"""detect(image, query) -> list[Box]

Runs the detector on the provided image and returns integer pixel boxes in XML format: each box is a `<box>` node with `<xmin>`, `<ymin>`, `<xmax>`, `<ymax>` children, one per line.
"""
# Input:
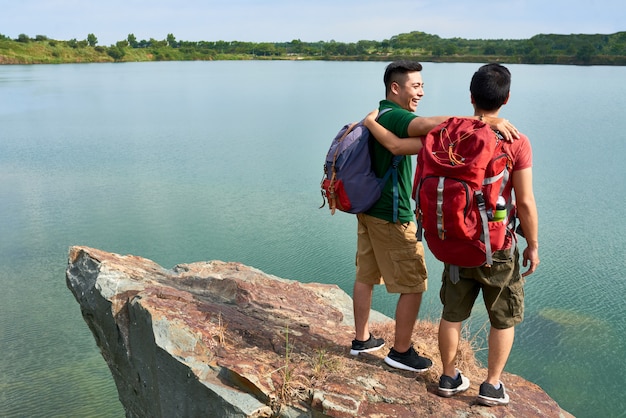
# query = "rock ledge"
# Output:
<box><xmin>66</xmin><ymin>246</ymin><xmax>572</xmax><ymax>417</ymax></box>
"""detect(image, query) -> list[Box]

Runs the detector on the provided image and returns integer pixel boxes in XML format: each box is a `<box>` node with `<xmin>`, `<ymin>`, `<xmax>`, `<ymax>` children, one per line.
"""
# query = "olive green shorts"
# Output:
<box><xmin>440</xmin><ymin>247</ymin><xmax>524</xmax><ymax>329</ymax></box>
<box><xmin>355</xmin><ymin>213</ymin><xmax>428</xmax><ymax>294</ymax></box>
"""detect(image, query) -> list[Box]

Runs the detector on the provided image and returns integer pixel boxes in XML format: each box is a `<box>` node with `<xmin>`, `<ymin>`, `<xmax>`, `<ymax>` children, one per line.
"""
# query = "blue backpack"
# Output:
<box><xmin>320</xmin><ymin>109</ymin><xmax>403</xmax><ymax>221</ymax></box>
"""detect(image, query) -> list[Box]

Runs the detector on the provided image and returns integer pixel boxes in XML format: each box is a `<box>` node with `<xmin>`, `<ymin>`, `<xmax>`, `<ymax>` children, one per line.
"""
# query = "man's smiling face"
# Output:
<box><xmin>393</xmin><ymin>71</ymin><xmax>424</xmax><ymax>112</ymax></box>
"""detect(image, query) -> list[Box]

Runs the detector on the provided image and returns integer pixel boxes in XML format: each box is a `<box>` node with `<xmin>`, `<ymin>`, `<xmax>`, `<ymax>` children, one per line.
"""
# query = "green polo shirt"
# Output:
<box><xmin>365</xmin><ymin>100</ymin><xmax>418</xmax><ymax>223</ymax></box>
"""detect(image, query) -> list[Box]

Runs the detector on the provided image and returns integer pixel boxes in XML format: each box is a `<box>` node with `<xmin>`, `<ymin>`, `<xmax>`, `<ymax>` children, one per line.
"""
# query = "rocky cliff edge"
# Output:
<box><xmin>66</xmin><ymin>246</ymin><xmax>573</xmax><ymax>418</ymax></box>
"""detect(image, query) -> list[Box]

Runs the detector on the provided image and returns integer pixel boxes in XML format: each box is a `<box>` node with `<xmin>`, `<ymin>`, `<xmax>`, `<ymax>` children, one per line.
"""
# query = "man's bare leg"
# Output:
<box><xmin>393</xmin><ymin>292</ymin><xmax>422</xmax><ymax>352</ymax></box>
<box><xmin>353</xmin><ymin>280</ymin><xmax>374</xmax><ymax>341</ymax></box>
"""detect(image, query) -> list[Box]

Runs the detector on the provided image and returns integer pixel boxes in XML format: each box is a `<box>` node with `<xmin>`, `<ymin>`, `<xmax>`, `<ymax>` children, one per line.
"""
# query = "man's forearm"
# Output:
<box><xmin>407</xmin><ymin>116</ymin><xmax>449</xmax><ymax>137</ymax></box>
<box><xmin>511</xmin><ymin>167</ymin><xmax>538</xmax><ymax>247</ymax></box>
<box><xmin>517</xmin><ymin>200</ymin><xmax>539</xmax><ymax>248</ymax></box>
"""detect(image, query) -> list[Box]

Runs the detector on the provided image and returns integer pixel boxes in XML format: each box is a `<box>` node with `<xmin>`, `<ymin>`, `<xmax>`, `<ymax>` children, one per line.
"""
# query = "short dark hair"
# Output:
<box><xmin>384</xmin><ymin>60</ymin><xmax>423</xmax><ymax>95</ymax></box>
<box><xmin>470</xmin><ymin>63</ymin><xmax>511</xmax><ymax>111</ymax></box>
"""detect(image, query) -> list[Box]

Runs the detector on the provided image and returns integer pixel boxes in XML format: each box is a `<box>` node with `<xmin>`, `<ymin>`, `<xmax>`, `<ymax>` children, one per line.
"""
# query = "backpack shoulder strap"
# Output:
<box><xmin>370</xmin><ymin>107</ymin><xmax>402</xmax><ymax>223</ymax></box>
<box><xmin>389</xmin><ymin>155</ymin><xmax>403</xmax><ymax>223</ymax></box>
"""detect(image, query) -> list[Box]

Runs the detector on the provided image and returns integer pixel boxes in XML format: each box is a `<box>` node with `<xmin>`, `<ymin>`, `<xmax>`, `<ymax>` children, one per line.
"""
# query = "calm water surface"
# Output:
<box><xmin>1</xmin><ymin>61</ymin><xmax>625</xmax><ymax>418</ymax></box>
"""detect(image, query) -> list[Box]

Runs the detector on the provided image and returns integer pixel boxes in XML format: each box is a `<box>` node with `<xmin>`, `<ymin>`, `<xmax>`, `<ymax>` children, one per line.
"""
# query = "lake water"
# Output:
<box><xmin>1</xmin><ymin>61</ymin><xmax>625</xmax><ymax>418</ymax></box>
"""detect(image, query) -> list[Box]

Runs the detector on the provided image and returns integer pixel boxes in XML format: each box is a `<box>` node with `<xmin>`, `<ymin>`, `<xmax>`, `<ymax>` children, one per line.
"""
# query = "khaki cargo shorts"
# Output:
<box><xmin>355</xmin><ymin>213</ymin><xmax>428</xmax><ymax>294</ymax></box>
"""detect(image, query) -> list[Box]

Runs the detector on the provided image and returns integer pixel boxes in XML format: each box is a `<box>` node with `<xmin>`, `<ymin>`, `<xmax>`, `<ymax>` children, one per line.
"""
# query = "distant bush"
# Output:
<box><xmin>107</xmin><ymin>46</ymin><xmax>126</xmax><ymax>60</ymax></box>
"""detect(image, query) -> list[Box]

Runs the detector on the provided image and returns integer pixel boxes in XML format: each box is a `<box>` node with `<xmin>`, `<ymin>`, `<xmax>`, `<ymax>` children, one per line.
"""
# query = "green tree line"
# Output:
<box><xmin>1</xmin><ymin>31</ymin><xmax>625</xmax><ymax>65</ymax></box>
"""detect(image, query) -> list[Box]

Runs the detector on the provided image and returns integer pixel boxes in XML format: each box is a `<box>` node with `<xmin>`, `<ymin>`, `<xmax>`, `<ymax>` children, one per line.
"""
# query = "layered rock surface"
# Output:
<box><xmin>66</xmin><ymin>246</ymin><xmax>572</xmax><ymax>417</ymax></box>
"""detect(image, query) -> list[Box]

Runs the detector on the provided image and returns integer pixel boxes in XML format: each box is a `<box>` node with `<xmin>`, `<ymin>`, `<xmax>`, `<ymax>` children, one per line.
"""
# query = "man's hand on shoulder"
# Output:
<box><xmin>481</xmin><ymin>116</ymin><xmax>520</xmax><ymax>142</ymax></box>
<box><xmin>364</xmin><ymin>109</ymin><xmax>379</xmax><ymax>129</ymax></box>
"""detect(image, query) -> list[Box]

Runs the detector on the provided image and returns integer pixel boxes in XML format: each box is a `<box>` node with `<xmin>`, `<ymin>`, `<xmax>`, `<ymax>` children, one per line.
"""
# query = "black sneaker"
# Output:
<box><xmin>437</xmin><ymin>369</ymin><xmax>470</xmax><ymax>397</ymax></box>
<box><xmin>350</xmin><ymin>334</ymin><xmax>385</xmax><ymax>356</ymax></box>
<box><xmin>477</xmin><ymin>381</ymin><xmax>510</xmax><ymax>406</ymax></box>
<box><xmin>384</xmin><ymin>345</ymin><xmax>432</xmax><ymax>372</ymax></box>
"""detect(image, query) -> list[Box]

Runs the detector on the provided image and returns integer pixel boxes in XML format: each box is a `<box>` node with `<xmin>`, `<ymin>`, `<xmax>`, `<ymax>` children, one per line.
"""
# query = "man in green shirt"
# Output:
<box><xmin>350</xmin><ymin>61</ymin><xmax>445</xmax><ymax>371</ymax></box>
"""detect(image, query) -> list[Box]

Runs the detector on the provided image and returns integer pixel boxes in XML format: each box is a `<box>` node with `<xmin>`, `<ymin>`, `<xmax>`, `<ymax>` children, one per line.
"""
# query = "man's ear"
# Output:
<box><xmin>390</xmin><ymin>81</ymin><xmax>400</xmax><ymax>95</ymax></box>
<box><xmin>470</xmin><ymin>94</ymin><xmax>476</xmax><ymax>104</ymax></box>
<box><xmin>503</xmin><ymin>92</ymin><xmax>510</xmax><ymax>105</ymax></box>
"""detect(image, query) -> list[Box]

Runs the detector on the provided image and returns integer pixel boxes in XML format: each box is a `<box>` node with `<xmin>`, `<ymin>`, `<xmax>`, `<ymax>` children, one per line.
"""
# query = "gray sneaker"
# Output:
<box><xmin>350</xmin><ymin>334</ymin><xmax>385</xmax><ymax>355</ymax></box>
<box><xmin>437</xmin><ymin>369</ymin><xmax>470</xmax><ymax>397</ymax></box>
<box><xmin>477</xmin><ymin>381</ymin><xmax>510</xmax><ymax>406</ymax></box>
<box><xmin>384</xmin><ymin>345</ymin><xmax>432</xmax><ymax>372</ymax></box>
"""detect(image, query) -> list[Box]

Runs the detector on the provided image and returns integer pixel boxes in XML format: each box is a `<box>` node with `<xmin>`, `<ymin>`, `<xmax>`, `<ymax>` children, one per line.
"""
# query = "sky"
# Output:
<box><xmin>1</xmin><ymin>0</ymin><xmax>624</xmax><ymax>46</ymax></box>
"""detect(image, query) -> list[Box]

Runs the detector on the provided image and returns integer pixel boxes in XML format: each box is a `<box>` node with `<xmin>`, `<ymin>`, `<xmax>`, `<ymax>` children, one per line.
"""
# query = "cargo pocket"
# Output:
<box><xmin>508</xmin><ymin>278</ymin><xmax>525</xmax><ymax>322</ymax></box>
<box><xmin>389</xmin><ymin>248</ymin><xmax>427</xmax><ymax>287</ymax></box>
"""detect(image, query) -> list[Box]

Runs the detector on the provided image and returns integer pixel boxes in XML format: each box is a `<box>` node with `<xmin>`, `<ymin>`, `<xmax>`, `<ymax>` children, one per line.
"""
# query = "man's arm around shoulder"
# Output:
<box><xmin>407</xmin><ymin>116</ymin><xmax>448</xmax><ymax>137</ymax></box>
<box><xmin>364</xmin><ymin>110</ymin><xmax>425</xmax><ymax>155</ymax></box>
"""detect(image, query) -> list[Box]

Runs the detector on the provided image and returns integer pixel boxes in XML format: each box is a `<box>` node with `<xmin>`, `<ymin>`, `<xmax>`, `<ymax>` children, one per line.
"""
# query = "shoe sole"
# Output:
<box><xmin>437</xmin><ymin>376</ymin><xmax>470</xmax><ymax>397</ymax></box>
<box><xmin>383</xmin><ymin>355</ymin><xmax>431</xmax><ymax>372</ymax></box>
<box><xmin>350</xmin><ymin>343</ymin><xmax>384</xmax><ymax>356</ymax></box>
<box><xmin>476</xmin><ymin>393</ymin><xmax>510</xmax><ymax>406</ymax></box>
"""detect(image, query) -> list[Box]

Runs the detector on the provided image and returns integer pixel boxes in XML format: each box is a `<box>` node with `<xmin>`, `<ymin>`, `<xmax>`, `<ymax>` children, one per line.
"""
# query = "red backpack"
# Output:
<box><xmin>413</xmin><ymin>117</ymin><xmax>514</xmax><ymax>273</ymax></box>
